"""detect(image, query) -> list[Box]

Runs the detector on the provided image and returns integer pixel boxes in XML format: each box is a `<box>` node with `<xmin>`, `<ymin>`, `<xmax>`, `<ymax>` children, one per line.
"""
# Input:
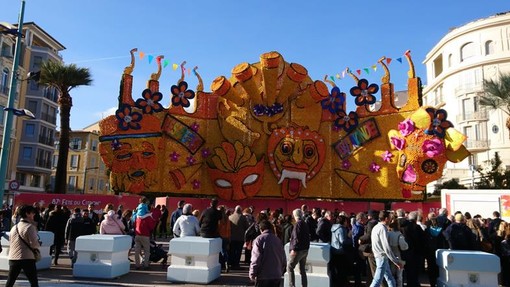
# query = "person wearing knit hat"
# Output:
<box><xmin>173</xmin><ymin>204</ymin><xmax>200</xmax><ymax>237</ymax></box>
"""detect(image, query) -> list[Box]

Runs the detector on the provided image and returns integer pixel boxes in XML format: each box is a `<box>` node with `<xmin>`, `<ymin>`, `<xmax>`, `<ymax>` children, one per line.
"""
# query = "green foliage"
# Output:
<box><xmin>433</xmin><ymin>178</ymin><xmax>467</xmax><ymax>195</ymax></box>
<box><xmin>475</xmin><ymin>152</ymin><xmax>510</xmax><ymax>189</ymax></box>
<box><xmin>480</xmin><ymin>73</ymin><xmax>510</xmax><ymax>116</ymax></box>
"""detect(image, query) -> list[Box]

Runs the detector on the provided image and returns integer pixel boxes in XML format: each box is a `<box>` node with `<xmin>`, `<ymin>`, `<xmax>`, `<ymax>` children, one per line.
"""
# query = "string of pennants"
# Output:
<box><xmin>328</xmin><ymin>50</ymin><xmax>411</xmax><ymax>82</ymax></box>
<box><xmin>137</xmin><ymin>50</ymin><xmax>195</xmax><ymax>75</ymax></box>
<box><xmin>136</xmin><ymin>49</ymin><xmax>411</xmax><ymax>80</ymax></box>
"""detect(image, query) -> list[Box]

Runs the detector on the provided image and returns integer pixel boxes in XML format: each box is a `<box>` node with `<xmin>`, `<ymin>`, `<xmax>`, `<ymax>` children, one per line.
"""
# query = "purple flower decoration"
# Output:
<box><xmin>253</xmin><ymin>103</ymin><xmax>284</xmax><ymax>117</ymax></box>
<box><xmin>191</xmin><ymin>122</ymin><xmax>200</xmax><ymax>132</ymax></box>
<box><xmin>170</xmin><ymin>151</ymin><xmax>180</xmax><ymax>162</ymax></box>
<box><xmin>192</xmin><ymin>179</ymin><xmax>201</xmax><ymax>190</ymax></box>
<box><xmin>398</xmin><ymin>119</ymin><xmax>415</xmax><ymax>137</ymax></box>
<box><xmin>381</xmin><ymin>151</ymin><xmax>393</xmax><ymax>162</ymax></box>
<box><xmin>115</xmin><ymin>105</ymin><xmax>142</xmax><ymax>131</ymax></box>
<box><xmin>111</xmin><ymin>139</ymin><xmax>122</xmax><ymax>151</ymax></box>
<box><xmin>135</xmin><ymin>89</ymin><xmax>164</xmax><ymax>114</ymax></box>
<box><xmin>201</xmin><ymin>148</ymin><xmax>211</xmax><ymax>158</ymax></box>
<box><xmin>186</xmin><ymin>155</ymin><xmax>196</xmax><ymax>166</ymax></box>
<box><xmin>390</xmin><ymin>136</ymin><xmax>406</xmax><ymax>151</ymax></box>
<box><xmin>422</xmin><ymin>138</ymin><xmax>445</xmax><ymax>158</ymax></box>
<box><xmin>369</xmin><ymin>162</ymin><xmax>381</xmax><ymax>173</ymax></box>
<box><xmin>342</xmin><ymin>159</ymin><xmax>352</xmax><ymax>169</ymax></box>
<box><xmin>321</xmin><ymin>87</ymin><xmax>345</xmax><ymax>114</ymax></box>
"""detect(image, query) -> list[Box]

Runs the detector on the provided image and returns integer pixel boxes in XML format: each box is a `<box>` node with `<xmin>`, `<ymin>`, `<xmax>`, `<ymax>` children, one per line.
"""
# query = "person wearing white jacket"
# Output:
<box><xmin>173</xmin><ymin>204</ymin><xmax>200</xmax><ymax>237</ymax></box>
<box><xmin>388</xmin><ymin>219</ymin><xmax>408</xmax><ymax>287</ymax></box>
<box><xmin>369</xmin><ymin>211</ymin><xmax>403</xmax><ymax>287</ymax></box>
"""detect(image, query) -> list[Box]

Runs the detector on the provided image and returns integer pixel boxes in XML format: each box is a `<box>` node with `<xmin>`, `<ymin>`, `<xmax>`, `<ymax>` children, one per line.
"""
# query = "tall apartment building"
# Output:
<box><xmin>423</xmin><ymin>11</ymin><xmax>510</xmax><ymax>188</ymax></box>
<box><xmin>0</xmin><ymin>22</ymin><xmax>63</xmax><ymax>201</ymax></box>
<box><xmin>51</xmin><ymin>128</ymin><xmax>110</xmax><ymax>195</ymax></box>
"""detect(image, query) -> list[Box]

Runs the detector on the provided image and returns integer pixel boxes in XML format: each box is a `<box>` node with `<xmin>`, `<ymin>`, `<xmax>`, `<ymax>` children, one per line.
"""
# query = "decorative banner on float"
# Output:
<box><xmin>161</xmin><ymin>114</ymin><xmax>205</xmax><ymax>154</ymax></box>
<box><xmin>333</xmin><ymin>118</ymin><xmax>381</xmax><ymax>159</ymax></box>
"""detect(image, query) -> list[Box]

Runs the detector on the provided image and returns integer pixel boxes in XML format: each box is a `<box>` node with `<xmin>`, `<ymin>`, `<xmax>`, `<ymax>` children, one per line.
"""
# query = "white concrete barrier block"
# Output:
<box><xmin>284</xmin><ymin>242</ymin><xmax>330</xmax><ymax>264</ymax></box>
<box><xmin>171</xmin><ymin>254</ymin><xmax>219</xmax><ymax>267</ymax></box>
<box><xmin>73</xmin><ymin>235</ymin><xmax>131</xmax><ymax>279</ymax></box>
<box><xmin>284</xmin><ymin>273</ymin><xmax>329</xmax><ymax>287</ymax></box>
<box><xmin>167</xmin><ymin>265</ymin><xmax>221</xmax><ymax>284</ymax></box>
<box><xmin>168</xmin><ymin>237</ymin><xmax>221</xmax><ymax>256</ymax></box>
<box><xmin>436</xmin><ymin>249</ymin><xmax>500</xmax><ymax>287</ymax></box>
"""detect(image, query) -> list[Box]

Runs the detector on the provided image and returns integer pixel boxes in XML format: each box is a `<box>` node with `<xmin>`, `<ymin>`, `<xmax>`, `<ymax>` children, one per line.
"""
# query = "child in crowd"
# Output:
<box><xmin>131</xmin><ymin>197</ymin><xmax>151</xmax><ymax>222</ymax></box>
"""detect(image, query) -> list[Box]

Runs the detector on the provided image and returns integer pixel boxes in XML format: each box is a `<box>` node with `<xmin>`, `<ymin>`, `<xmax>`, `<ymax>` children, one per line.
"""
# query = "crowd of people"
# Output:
<box><xmin>1</xmin><ymin>200</ymin><xmax>509</xmax><ymax>287</ymax></box>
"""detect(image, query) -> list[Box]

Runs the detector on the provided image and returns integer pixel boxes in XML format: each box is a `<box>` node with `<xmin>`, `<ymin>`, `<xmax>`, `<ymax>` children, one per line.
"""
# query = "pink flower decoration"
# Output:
<box><xmin>421</xmin><ymin>138</ymin><xmax>445</xmax><ymax>158</ymax></box>
<box><xmin>342</xmin><ymin>159</ymin><xmax>352</xmax><ymax>169</ymax></box>
<box><xmin>369</xmin><ymin>161</ymin><xmax>381</xmax><ymax>173</ymax></box>
<box><xmin>191</xmin><ymin>122</ymin><xmax>200</xmax><ymax>132</ymax></box>
<box><xmin>170</xmin><ymin>151</ymin><xmax>180</xmax><ymax>162</ymax></box>
<box><xmin>186</xmin><ymin>156</ymin><xmax>196</xmax><ymax>166</ymax></box>
<box><xmin>390</xmin><ymin>136</ymin><xmax>406</xmax><ymax>151</ymax></box>
<box><xmin>201</xmin><ymin>148</ymin><xmax>211</xmax><ymax>158</ymax></box>
<box><xmin>381</xmin><ymin>150</ymin><xmax>393</xmax><ymax>162</ymax></box>
<box><xmin>398</xmin><ymin>119</ymin><xmax>415</xmax><ymax>136</ymax></box>
<box><xmin>192</xmin><ymin>179</ymin><xmax>201</xmax><ymax>189</ymax></box>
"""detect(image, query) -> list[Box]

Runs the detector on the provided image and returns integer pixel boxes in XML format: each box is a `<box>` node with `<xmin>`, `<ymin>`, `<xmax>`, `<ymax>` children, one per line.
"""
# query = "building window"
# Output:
<box><xmin>70</xmin><ymin>154</ymin><xmax>79</xmax><ymax>169</ymax></box>
<box><xmin>90</xmin><ymin>157</ymin><xmax>96</xmax><ymax>168</ymax></box>
<box><xmin>68</xmin><ymin>176</ymin><xmax>76</xmax><ymax>192</ymax></box>
<box><xmin>99</xmin><ymin>179</ymin><xmax>105</xmax><ymax>191</ymax></box>
<box><xmin>71</xmin><ymin>138</ymin><xmax>82</xmax><ymax>150</ymax></box>
<box><xmin>461</xmin><ymin>42</ymin><xmax>475</xmax><ymax>62</ymax></box>
<box><xmin>25</xmin><ymin>123</ymin><xmax>35</xmax><ymax>137</ymax></box>
<box><xmin>485</xmin><ymin>40</ymin><xmax>494</xmax><ymax>55</ymax></box>
<box><xmin>52</xmin><ymin>155</ymin><xmax>58</xmax><ymax>168</ymax></box>
<box><xmin>433</xmin><ymin>54</ymin><xmax>443</xmax><ymax>77</ymax></box>
<box><xmin>91</xmin><ymin>140</ymin><xmax>98</xmax><ymax>151</ymax></box>
<box><xmin>16</xmin><ymin>173</ymin><xmax>26</xmax><ymax>185</ymax></box>
<box><xmin>1</xmin><ymin>68</ymin><xmax>8</xmax><ymax>91</ymax></box>
<box><xmin>88</xmin><ymin>178</ymin><xmax>95</xmax><ymax>191</ymax></box>
<box><xmin>22</xmin><ymin>147</ymin><xmax>32</xmax><ymax>160</ymax></box>
<box><xmin>29</xmin><ymin>175</ymin><xmax>40</xmax><ymax>187</ymax></box>
<box><xmin>0</xmin><ymin>105</ymin><xmax>4</xmax><ymax>124</ymax></box>
<box><xmin>27</xmin><ymin>100</ymin><xmax>37</xmax><ymax>115</ymax></box>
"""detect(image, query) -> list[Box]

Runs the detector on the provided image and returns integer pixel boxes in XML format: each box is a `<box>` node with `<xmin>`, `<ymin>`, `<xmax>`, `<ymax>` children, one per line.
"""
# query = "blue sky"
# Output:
<box><xmin>1</xmin><ymin>0</ymin><xmax>509</xmax><ymax>130</ymax></box>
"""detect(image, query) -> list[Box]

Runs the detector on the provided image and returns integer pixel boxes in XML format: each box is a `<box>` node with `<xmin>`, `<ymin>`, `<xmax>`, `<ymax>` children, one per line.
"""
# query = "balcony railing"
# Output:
<box><xmin>38</xmin><ymin>135</ymin><xmax>54</xmax><ymax>146</ymax></box>
<box><xmin>454</xmin><ymin>83</ymin><xmax>484</xmax><ymax>96</ymax></box>
<box><xmin>456</xmin><ymin>110</ymin><xmax>488</xmax><ymax>122</ymax></box>
<box><xmin>35</xmin><ymin>158</ymin><xmax>51</xmax><ymax>169</ymax></box>
<box><xmin>41</xmin><ymin>112</ymin><xmax>57</xmax><ymax>124</ymax></box>
<box><xmin>465</xmin><ymin>139</ymin><xmax>490</xmax><ymax>150</ymax></box>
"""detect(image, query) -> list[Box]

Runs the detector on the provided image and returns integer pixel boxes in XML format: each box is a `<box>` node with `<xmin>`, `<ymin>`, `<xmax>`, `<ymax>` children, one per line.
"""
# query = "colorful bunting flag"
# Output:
<box><xmin>139</xmin><ymin>52</ymin><xmax>145</xmax><ymax>59</ymax></box>
<box><xmin>371</xmin><ymin>65</ymin><xmax>377</xmax><ymax>72</ymax></box>
<box><xmin>163</xmin><ymin>60</ymin><xmax>169</xmax><ymax>68</ymax></box>
<box><xmin>172</xmin><ymin>64</ymin><xmax>179</xmax><ymax>70</ymax></box>
<box><xmin>356</xmin><ymin>70</ymin><xmax>361</xmax><ymax>76</ymax></box>
<box><xmin>386</xmin><ymin>58</ymin><xmax>392</xmax><ymax>65</ymax></box>
<box><xmin>335</xmin><ymin>74</ymin><xmax>341</xmax><ymax>79</ymax></box>
<box><xmin>396</xmin><ymin>57</ymin><xmax>402</xmax><ymax>63</ymax></box>
<box><xmin>148</xmin><ymin>55</ymin><xmax>154</xmax><ymax>64</ymax></box>
<box><xmin>363</xmin><ymin>68</ymin><xmax>369</xmax><ymax>74</ymax></box>
<box><xmin>330</xmin><ymin>76</ymin><xmax>335</xmax><ymax>82</ymax></box>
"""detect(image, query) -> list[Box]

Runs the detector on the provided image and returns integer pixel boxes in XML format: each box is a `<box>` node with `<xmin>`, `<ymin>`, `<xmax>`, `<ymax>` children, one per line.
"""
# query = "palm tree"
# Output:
<box><xmin>39</xmin><ymin>61</ymin><xmax>92</xmax><ymax>194</ymax></box>
<box><xmin>479</xmin><ymin>73</ymin><xmax>510</xmax><ymax>138</ymax></box>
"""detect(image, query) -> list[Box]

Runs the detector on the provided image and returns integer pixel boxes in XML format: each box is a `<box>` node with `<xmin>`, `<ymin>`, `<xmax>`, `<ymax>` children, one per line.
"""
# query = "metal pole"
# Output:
<box><xmin>0</xmin><ymin>0</ymin><xmax>26</xmax><ymax>205</ymax></box>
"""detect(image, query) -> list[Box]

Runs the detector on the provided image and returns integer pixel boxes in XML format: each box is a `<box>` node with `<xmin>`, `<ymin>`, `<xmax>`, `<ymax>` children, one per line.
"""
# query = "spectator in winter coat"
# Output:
<box><xmin>444</xmin><ymin>213</ymin><xmax>477</xmax><ymax>251</ymax></box>
<box><xmin>6</xmin><ymin>205</ymin><xmax>40</xmax><ymax>287</ymax></box>
<box><xmin>199</xmin><ymin>198</ymin><xmax>222</xmax><ymax>238</ymax></box>
<box><xmin>45</xmin><ymin>205</ymin><xmax>68</xmax><ymax>265</ymax></box>
<box><xmin>134</xmin><ymin>213</ymin><xmax>156</xmax><ymax>269</ymax></box>
<box><xmin>169</xmin><ymin>200</ymin><xmax>185</xmax><ymax>236</ymax></box>
<box><xmin>173</xmin><ymin>204</ymin><xmax>200</xmax><ymax>237</ymax></box>
<box><xmin>100</xmin><ymin>210</ymin><xmax>125</xmax><ymax>235</ymax></box>
<box><xmin>316</xmin><ymin>211</ymin><xmax>333</xmax><ymax>243</ymax></box>
<box><xmin>65</xmin><ymin>208</ymin><xmax>84</xmax><ymax>266</ymax></box>
<box><xmin>249</xmin><ymin>220</ymin><xmax>286</xmax><ymax>287</ymax></box>
<box><xmin>388</xmin><ymin>219</ymin><xmax>408</xmax><ymax>287</ymax></box>
<box><xmin>287</xmin><ymin>209</ymin><xmax>310</xmax><ymax>287</ymax></box>
<box><xmin>229</xmin><ymin>205</ymin><xmax>249</xmax><ymax>269</ymax></box>
<box><xmin>330</xmin><ymin>215</ymin><xmax>352</xmax><ymax>287</ymax></box>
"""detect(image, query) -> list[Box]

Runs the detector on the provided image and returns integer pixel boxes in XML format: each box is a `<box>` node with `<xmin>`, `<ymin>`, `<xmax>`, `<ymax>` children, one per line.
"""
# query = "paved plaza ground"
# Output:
<box><xmin>0</xmin><ymin>237</ymin><xmax>435</xmax><ymax>287</ymax></box>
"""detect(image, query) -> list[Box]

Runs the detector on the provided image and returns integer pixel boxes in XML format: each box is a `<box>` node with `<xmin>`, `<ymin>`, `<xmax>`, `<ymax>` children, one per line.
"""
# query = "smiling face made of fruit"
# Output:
<box><xmin>267</xmin><ymin>127</ymin><xmax>326</xmax><ymax>200</ymax></box>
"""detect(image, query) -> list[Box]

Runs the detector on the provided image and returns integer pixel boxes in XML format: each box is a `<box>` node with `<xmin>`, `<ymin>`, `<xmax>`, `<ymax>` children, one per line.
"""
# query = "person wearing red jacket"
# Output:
<box><xmin>134</xmin><ymin>213</ymin><xmax>156</xmax><ymax>269</ymax></box>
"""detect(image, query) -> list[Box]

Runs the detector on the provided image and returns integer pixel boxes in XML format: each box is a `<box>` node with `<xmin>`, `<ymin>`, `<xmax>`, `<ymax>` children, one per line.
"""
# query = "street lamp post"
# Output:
<box><xmin>0</xmin><ymin>0</ymin><xmax>26</xmax><ymax>205</ymax></box>
<box><xmin>82</xmin><ymin>167</ymin><xmax>98</xmax><ymax>194</ymax></box>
